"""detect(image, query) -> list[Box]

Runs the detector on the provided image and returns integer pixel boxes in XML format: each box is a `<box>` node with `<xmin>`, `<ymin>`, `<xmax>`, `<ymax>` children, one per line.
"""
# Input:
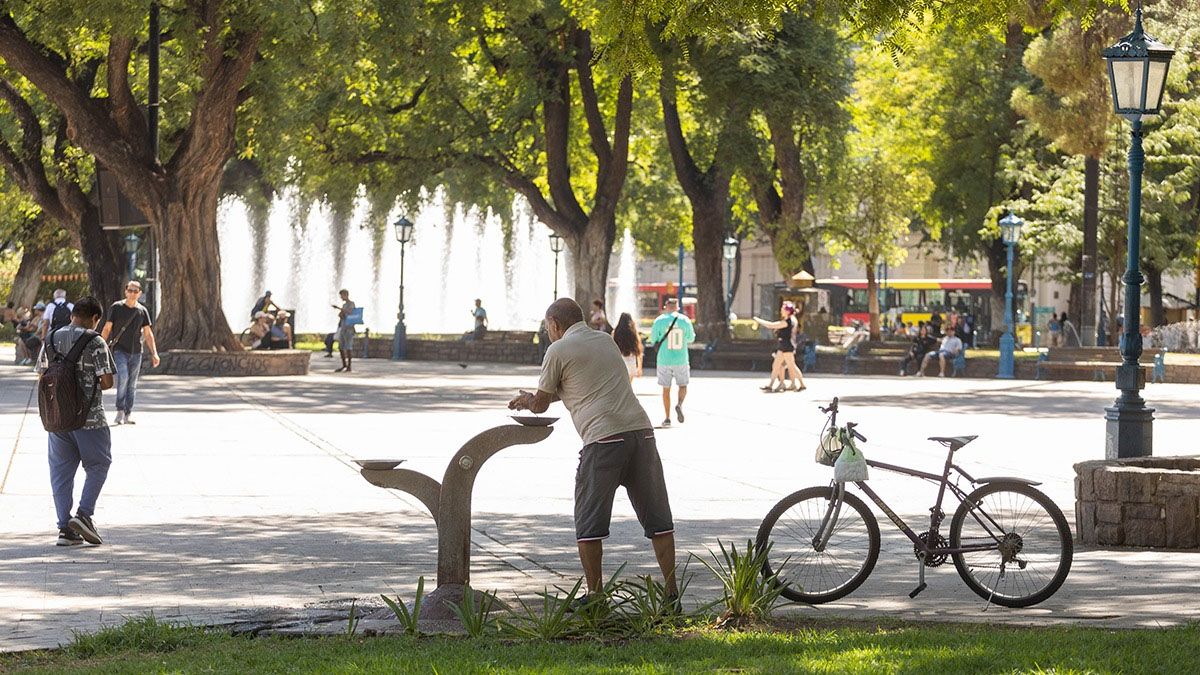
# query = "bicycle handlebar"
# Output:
<box><xmin>846</xmin><ymin>422</ymin><xmax>868</xmax><ymax>443</ymax></box>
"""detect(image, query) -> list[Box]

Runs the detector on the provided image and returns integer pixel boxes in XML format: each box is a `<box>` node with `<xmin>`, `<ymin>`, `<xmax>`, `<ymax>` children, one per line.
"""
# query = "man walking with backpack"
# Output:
<box><xmin>100</xmin><ymin>281</ymin><xmax>160</xmax><ymax>425</ymax></box>
<box><xmin>35</xmin><ymin>296</ymin><xmax>115</xmax><ymax>546</ymax></box>
<box><xmin>650</xmin><ymin>298</ymin><xmax>695</xmax><ymax>428</ymax></box>
<box><xmin>39</xmin><ymin>289</ymin><xmax>72</xmax><ymax>339</ymax></box>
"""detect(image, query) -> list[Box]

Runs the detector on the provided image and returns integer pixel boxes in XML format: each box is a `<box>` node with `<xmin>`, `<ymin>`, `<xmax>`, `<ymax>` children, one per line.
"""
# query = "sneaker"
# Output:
<box><xmin>335</xmin><ymin>366</ymin><xmax>346</xmax><ymax>373</ymax></box>
<box><xmin>939</xmin><ymin>372</ymin><xmax>945</xmax><ymax>378</ymax></box>
<box><xmin>566</xmin><ymin>593</ymin><xmax>606</xmax><ymax>614</ymax></box>
<box><xmin>915</xmin><ymin>372</ymin><xmax>924</xmax><ymax>377</ymax></box>
<box><xmin>113</xmin><ymin>411</ymin><xmax>125</xmax><ymax>425</ymax></box>
<box><xmin>899</xmin><ymin>369</ymin><xmax>906</xmax><ymax>376</ymax></box>
<box><xmin>760</xmin><ymin>385</ymin><xmax>774</xmax><ymax>392</ymax></box>
<box><xmin>675</xmin><ymin>404</ymin><xmax>685</xmax><ymax>423</ymax></box>
<box><xmin>661</xmin><ymin>419</ymin><xmax>671</xmax><ymax>428</ymax></box>
<box><xmin>56</xmin><ymin>529</ymin><xmax>84</xmax><ymax>547</ymax></box>
<box><xmin>68</xmin><ymin>514</ymin><xmax>102</xmax><ymax>545</ymax></box>
<box><xmin>122</xmin><ymin>413</ymin><xmax>135</xmax><ymax>425</ymax></box>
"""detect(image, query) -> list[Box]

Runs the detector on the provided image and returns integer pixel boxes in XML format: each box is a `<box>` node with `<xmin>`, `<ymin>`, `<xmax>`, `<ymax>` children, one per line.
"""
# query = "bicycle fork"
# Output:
<box><xmin>812</xmin><ymin>482</ymin><xmax>846</xmax><ymax>552</ymax></box>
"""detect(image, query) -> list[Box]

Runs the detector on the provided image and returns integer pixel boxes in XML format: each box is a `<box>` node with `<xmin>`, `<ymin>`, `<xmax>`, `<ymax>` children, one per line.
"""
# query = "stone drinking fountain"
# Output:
<box><xmin>356</xmin><ymin>422</ymin><xmax>554</xmax><ymax>619</ymax></box>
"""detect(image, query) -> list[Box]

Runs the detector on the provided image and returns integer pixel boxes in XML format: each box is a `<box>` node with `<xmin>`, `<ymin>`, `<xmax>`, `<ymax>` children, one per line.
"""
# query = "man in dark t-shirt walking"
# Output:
<box><xmin>100</xmin><ymin>281</ymin><xmax>160</xmax><ymax>425</ymax></box>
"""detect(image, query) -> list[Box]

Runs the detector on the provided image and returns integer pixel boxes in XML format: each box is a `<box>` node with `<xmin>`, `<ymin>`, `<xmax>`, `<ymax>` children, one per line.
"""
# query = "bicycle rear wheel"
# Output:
<box><xmin>756</xmin><ymin>485</ymin><xmax>880</xmax><ymax>604</ymax></box>
<box><xmin>950</xmin><ymin>481</ymin><xmax>1073</xmax><ymax>608</ymax></box>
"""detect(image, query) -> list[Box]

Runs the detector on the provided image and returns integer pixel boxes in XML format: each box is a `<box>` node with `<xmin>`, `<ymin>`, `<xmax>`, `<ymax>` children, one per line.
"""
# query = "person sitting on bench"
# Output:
<box><xmin>899</xmin><ymin>324</ymin><xmax>937</xmax><ymax>376</ymax></box>
<box><xmin>916</xmin><ymin>327</ymin><xmax>963</xmax><ymax>378</ymax></box>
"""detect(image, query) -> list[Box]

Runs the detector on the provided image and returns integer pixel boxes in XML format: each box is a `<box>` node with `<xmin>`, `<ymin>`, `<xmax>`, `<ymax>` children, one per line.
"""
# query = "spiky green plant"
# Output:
<box><xmin>448</xmin><ymin>585</ymin><xmax>500</xmax><ymax>638</ymax></box>
<box><xmin>380</xmin><ymin>576</ymin><xmax>425</xmax><ymax>636</ymax></box>
<box><xmin>696</xmin><ymin>539</ymin><xmax>790</xmax><ymax>627</ymax></box>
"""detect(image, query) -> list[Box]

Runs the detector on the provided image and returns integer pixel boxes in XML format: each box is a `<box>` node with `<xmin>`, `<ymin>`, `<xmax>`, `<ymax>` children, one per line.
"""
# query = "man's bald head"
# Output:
<box><xmin>545</xmin><ymin>298</ymin><xmax>584</xmax><ymax>342</ymax></box>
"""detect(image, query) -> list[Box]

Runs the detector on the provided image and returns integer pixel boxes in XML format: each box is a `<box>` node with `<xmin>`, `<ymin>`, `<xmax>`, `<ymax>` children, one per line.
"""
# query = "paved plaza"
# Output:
<box><xmin>2</xmin><ymin>349</ymin><xmax>1200</xmax><ymax>651</ymax></box>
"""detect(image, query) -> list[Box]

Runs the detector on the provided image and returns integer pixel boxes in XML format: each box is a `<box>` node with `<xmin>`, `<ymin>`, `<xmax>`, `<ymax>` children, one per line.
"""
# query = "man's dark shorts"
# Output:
<box><xmin>575</xmin><ymin>429</ymin><xmax>674</xmax><ymax>541</ymax></box>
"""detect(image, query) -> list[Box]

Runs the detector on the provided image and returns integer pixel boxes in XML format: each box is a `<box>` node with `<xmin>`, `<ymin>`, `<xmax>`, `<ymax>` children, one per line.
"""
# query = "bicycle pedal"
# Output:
<box><xmin>908</xmin><ymin>583</ymin><xmax>927</xmax><ymax>599</ymax></box>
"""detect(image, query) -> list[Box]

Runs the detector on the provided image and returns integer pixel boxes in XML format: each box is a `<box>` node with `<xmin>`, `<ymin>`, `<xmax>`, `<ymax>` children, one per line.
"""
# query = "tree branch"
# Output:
<box><xmin>540</xmin><ymin>50</ymin><xmax>587</xmax><ymax>226</ymax></box>
<box><xmin>573</xmin><ymin>28</ymin><xmax>611</xmax><ymax>167</ymax></box>
<box><xmin>658</xmin><ymin>63</ymin><xmax>704</xmax><ymax>202</ymax></box>
<box><xmin>590</xmin><ymin>74</ymin><xmax>632</xmax><ymax>226</ymax></box>
<box><xmin>106</xmin><ymin>35</ymin><xmax>148</xmax><ymax>156</ymax></box>
<box><xmin>474</xmin><ymin>152</ymin><xmax>571</xmax><ymax>234</ymax></box>
<box><xmin>388</xmin><ymin>77</ymin><xmax>430</xmax><ymax>114</ymax></box>
<box><xmin>0</xmin><ymin>13</ymin><xmax>150</xmax><ymax>188</ymax></box>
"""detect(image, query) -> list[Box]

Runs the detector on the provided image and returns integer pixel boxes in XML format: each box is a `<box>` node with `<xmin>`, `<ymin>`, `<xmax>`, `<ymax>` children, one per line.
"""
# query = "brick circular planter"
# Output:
<box><xmin>1074</xmin><ymin>456</ymin><xmax>1200</xmax><ymax>549</ymax></box>
<box><xmin>152</xmin><ymin>349</ymin><xmax>311</xmax><ymax>377</ymax></box>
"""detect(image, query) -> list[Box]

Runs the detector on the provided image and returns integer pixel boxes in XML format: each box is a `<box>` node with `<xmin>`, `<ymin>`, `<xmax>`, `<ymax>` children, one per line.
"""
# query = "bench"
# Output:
<box><xmin>698</xmin><ymin>338</ymin><xmax>775</xmax><ymax>371</ymax></box>
<box><xmin>1035</xmin><ymin>349</ymin><xmax>1157</xmax><ymax>382</ymax></box>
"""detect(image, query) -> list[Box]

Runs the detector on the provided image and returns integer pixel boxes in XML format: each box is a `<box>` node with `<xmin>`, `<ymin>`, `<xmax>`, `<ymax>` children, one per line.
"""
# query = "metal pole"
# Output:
<box><xmin>553</xmin><ymin>251</ymin><xmax>559</xmax><ymax>301</ymax></box>
<box><xmin>392</xmin><ymin>243</ymin><xmax>408</xmax><ymax>360</ymax></box>
<box><xmin>677</xmin><ymin>243</ymin><xmax>685</xmax><ymax>306</ymax></box>
<box><xmin>725</xmin><ymin>257</ymin><xmax>732</xmax><ymax>316</ymax></box>
<box><xmin>998</xmin><ymin>241</ymin><xmax>1016</xmax><ymax>379</ymax></box>
<box><xmin>1105</xmin><ymin>118</ymin><xmax>1154</xmax><ymax>458</ymax></box>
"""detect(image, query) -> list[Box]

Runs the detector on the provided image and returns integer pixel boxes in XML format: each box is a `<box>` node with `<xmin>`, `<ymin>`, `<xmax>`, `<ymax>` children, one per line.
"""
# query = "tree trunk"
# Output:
<box><xmin>692</xmin><ymin>197</ymin><xmax>729</xmax><ymax>342</ymax></box>
<box><xmin>1146</xmin><ymin>263</ymin><xmax>1165</xmax><ymax>328</ymax></box>
<box><xmin>1081</xmin><ymin>155</ymin><xmax>1099</xmax><ymax>346</ymax></box>
<box><xmin>569</xmin><ymin>216</ymin><xmax>615</xmax><ymax>313</ymax></box>
<box><xmin>1108</xmin><ymin>268</ymin><xmax>1121</xmax><ymax>343</ymax></box>
<box><xmin>76</xmin><ymin>204</ymin><xmax>126</xmax><ymax>308</ymax></box>
<box><xmin>152</xmin><ymin>178</ymin><xmax>242</xmax><ymax>351</ymax></box>
<box><xmin>8</xmin><ymin>242</ymin><xmax>52</xmax><ymax>308</ymax></box>
<box><xmin>866</xmin><ymin>263</ymin><xmax>880</xmax><ymax>341</ymax></box>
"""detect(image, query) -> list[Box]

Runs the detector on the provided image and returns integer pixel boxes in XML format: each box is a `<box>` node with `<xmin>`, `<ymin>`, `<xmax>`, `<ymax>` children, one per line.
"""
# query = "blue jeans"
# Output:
<box><xmin>113</xmin><ymin>350</ymin><xmax>143</xmax><ymax>414</ymax></box>
<box><xmin>48</xmin><ymin>427</ymin><xmax>112</xmax><ymax>530</ymax></box>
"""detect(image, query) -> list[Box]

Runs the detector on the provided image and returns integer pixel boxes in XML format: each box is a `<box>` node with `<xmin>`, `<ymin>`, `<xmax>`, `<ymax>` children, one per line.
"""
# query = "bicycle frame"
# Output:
<box><xmin>815</xmin><ymin>398</ymin><xmax>1011</xmax><ymax>558</ymax></box>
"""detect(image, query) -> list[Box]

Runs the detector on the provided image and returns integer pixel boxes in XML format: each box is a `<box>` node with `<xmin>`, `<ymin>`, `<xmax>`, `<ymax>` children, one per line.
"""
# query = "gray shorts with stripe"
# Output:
<box><xmin>574</xmin><ymin>429</ymin><xmax>674</xmax><ymax>541</ymax></box>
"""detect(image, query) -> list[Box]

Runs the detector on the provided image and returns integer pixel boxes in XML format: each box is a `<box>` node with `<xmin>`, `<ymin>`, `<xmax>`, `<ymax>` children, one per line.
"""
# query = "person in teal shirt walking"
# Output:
<box><xmin>650</xmin><ymin>298</ymin><xmax>695</xmax><ymax>427</ymax></box>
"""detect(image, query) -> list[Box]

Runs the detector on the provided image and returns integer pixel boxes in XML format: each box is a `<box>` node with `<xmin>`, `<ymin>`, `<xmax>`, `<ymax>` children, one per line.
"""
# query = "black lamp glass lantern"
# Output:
<box><xmin>723</xmin><ymin>236</ymin><xmax>738</xmax><ymax>261</ymax></box>
<box><xmin>394</xmin><ymin>216</ymin><xmax>414</xmax><ymax>244</ymax></box>
<box><xmin>549</xmin><ymin>232</ymin><xmax>564</xmax><ymax>254</ymax></box>
<box><xmin>1103</xmin><ymin>5</ymin><xmax>1174</xmax><ymax>119</ymax></box>
<box><xmin>124</xmin><ymin>231</ymin><xmax>140</xmax><ymax>255</ymax></box>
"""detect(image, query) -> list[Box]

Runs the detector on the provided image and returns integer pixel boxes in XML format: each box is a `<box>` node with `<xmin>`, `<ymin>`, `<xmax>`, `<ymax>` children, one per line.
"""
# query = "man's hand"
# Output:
<box><xmin>508</xmin><ymin>390</ymin><xmax>535</xmax><ymax>411</ymax></box>
<box><xmin>150</xmin><ymin>353</ymin><xmax>161</xmax><ymax>368</ymax></box>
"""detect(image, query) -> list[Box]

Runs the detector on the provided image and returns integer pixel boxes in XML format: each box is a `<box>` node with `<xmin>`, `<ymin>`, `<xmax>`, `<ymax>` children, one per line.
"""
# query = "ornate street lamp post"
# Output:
<box><xmin>123</xmin><ymin>231</ymin><xmax>140</xmax><ymax>282</ymax></box>
<box><xmin>549</xmin><ymin>232</ymin><xmax>564</xmax><ymax>300</ymax></box>
<box><xmin>723</xmin><ymin>236</ymin><xmax>738</xmax><ymax>324</ymax></box>
<box><xmin>997</xmin><ymin>213</ymin><xmax>1024</xmax><ymax>379</ymax></box>
<box><xmin>1102</xmin><ymin>3</ymin><xmax>1173</xmax><ymax>458</ymax></box>
<box><xmin>391</xmin><ymin>216</ymin><xmax>415</xmax><ymax>361</ymax></box>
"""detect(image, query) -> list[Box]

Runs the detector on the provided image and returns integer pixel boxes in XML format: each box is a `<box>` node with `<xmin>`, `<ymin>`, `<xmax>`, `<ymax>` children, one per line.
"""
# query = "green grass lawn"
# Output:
<box><xmin>4</xmin><ymin>617</ymin><xmax>1197</xmax><ymax>674</ymax></box>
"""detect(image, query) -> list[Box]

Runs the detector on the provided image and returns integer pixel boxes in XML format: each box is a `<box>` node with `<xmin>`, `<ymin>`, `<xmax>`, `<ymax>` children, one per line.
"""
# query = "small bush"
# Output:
<box><xmin>503</xmin><ymin>578</ymin><xmax>585</xmax><ymax>640</ymax></box>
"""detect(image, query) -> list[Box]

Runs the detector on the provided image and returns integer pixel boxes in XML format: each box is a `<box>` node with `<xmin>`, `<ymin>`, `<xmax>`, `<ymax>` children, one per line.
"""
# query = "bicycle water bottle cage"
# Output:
<box><xmin>928</xmin><ymin>436</ymin><xmax>978</xmax><ymax>452</ymax></box>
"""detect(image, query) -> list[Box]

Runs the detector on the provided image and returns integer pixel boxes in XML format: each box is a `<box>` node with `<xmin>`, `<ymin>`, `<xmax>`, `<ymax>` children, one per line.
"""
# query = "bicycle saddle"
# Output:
<box><xmin>928</xmin><ymin>435</ymin><xmax>978</xmax><ymax>450</ymax></box>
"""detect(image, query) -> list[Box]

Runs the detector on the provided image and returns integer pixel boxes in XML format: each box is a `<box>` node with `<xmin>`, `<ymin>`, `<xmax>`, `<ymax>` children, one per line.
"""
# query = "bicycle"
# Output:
<box><xmin>755</xmin><ymin>397</ymin><xmax>1072</xmax><ymax>608</ymax></box>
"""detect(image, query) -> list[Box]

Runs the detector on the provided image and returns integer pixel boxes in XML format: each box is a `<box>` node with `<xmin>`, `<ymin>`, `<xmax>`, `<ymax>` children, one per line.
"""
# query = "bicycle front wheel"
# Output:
<box><xmin>950</xmin><ymin>481</ymin><xmax>1073</xmax><ymax>608</ymax></box>
<box><xmin>756</xmin><ymin>486</ymin><xmax>880</xmax><ymax>604</ymax></box>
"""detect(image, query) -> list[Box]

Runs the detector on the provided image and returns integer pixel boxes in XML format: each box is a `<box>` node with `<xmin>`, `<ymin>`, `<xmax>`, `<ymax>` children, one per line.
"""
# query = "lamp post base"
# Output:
<box><xmin>392</xmin><ymin>320</ymin><xmax>408</xmax><ymax>360</ymax></box>
<box><xmin>997</xmin><ymin>333</ymin><xmax>1015</xmax><ymax>379</ymax></box>
<box><xmin>1105</xmin><ymin>404</ymin><xmax>1154</xmax><ymax>459</ymax></box>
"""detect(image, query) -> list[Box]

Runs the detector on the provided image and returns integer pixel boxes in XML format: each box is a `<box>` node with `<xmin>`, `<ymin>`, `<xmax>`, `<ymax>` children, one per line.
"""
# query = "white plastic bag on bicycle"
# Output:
<box><xmin>834</xmin><ymin>436</ymin><xmax>869</xmax><ymax>483</ymax></box>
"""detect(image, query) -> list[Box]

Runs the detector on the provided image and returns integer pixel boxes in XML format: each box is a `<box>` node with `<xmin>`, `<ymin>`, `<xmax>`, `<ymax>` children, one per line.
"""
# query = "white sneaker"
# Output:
<box><xmin>123</xmin><ymin>413</ymin><xmax>135</xmax><ymax>425</ymax></box>
<box><xmin>113</xmin><ymin>411</ymin><xmax>125</xmax><ymax>425</ymax></box>
<box><xmin>915</xmin><ymin>372</ymin><xmax>924</xmax><ymax>377</ymax></box>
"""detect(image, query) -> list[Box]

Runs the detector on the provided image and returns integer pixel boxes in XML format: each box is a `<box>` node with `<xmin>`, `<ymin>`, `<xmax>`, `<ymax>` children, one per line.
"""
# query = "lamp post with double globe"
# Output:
<box><xmin>997</xmin><ymin>213</ymin><xmax>1024</xmax><ymax>379</ymax></box>
<box><xmin>391</xmin><ymin>216</ymin><xmax>415</xmax><ymax>360</ymax></box>
<box><xmin>1101</xmin><ymin>3</ymin><xmax>1174</xmax><ymax>458</ymax></box>
<box><xmin>549</xmin><ymin>233</ymin><xmax>564</xmax><ymax>300</ymax></box>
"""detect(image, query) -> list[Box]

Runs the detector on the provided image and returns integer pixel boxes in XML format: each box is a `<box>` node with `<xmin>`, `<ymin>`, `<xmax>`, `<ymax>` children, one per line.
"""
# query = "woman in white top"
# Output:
<box><xmin>611</xmin><ymin>312</ymin><xmax>643</xmax><ymax>382</ymax></box>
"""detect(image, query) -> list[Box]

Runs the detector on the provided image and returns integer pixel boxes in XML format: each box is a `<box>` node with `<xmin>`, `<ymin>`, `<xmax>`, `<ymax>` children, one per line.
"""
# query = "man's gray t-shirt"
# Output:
<box><xmin>473</xmin><ymin>307</ymin><xmax>487</xmax><ymax>328</ymax></box>
<box><xmin>339</xmin><ymin>300</ymin><xmax>356</xmax><ymax>334</ymax></box>
<box><xmin>36</xmin><ymin>325</ymin><xmax>116</xmax><ymax>430</ymax></box>
<box><xmin>537</xmin><ymin>322</ymin><xmax>651</xmax><ymax>445</ymax></box>
<box><xmin>939</xmin><ymin>336</ymin><xmax>964</xmax><ymax>356</ymax></box>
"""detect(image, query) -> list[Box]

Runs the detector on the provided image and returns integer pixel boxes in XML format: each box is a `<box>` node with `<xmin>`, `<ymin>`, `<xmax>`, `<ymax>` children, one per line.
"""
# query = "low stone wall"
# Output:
<box><xmin>1074</xmin><ymin>456</ymin><xmax>1200</xmax><ymax>549</ymax></box>
<box><xmin>154</xmin><ymin>349</ymin><xmax>311</xmax><ymax>377</ymax></box>
<box><xmin>403</xmin><ymin>338</ymin><xmax>542</xmax><ymax>365</ymax></box>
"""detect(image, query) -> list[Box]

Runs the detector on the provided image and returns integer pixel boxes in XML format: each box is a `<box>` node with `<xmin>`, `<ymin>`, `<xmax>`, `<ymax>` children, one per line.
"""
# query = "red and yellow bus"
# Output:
<box><xmin>819</xmin><ymin>278</ymin><xmax>1002</xmax><ymax>334</ymax></box>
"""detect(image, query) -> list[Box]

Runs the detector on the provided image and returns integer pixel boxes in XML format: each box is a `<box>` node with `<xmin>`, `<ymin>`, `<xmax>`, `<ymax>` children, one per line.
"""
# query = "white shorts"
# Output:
<box><xmin>657</xmin><ymin>364</ymin><xmax>690</xmax><ymax>387</ymax></box>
